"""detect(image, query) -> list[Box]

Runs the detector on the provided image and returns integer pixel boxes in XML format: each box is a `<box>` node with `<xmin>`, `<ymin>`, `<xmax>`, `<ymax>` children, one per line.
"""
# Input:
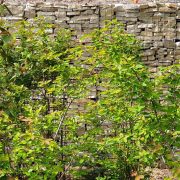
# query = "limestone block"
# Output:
<box><xmin>148</xmin><ymin>56</ymin><xmax>156</xmax><ymax>61</ymax></box>
<box><xmin>116</xmin><ymin>12</ymin><xmax>138</xmax><ymax>18</ymax></box>
<box><xmin>8</xmin><ymin>5</ymin><xmax>24</xmax><ymax>16</ymax></box>
<box><xmin>153</xmin><ymin>26</ymin><xmax>161</xmax><ymax>33</ymax></box>
<box><xmin>100</xmin><ymin>16</ymin><xmax>113</xmax><ymax>21</ymax></box>
<box><xmin>100</xmin><ymin>7</ymin><xmax>114</xmax><ymax>17</ymax></box>
<box><xmin>24</xmin><ymin>9</ymin><xmax>36</xmax><ymax>19</ymax></box>
<box><xmin>94</xmin><ymin>8</ymin><xmax>100</xmax><ymax>15</ymax></box>
<box><xmin>37</xmin><ymin>4</ymin><xmax>58</xmax><ymax>12</ymax></box>
<box><xmin>149</xmin><ymin>67</ymin><xmax>157</xmax><ymax>73</ymax></box>
<box><xmin>177</xmin><ymin>27</ymin><xmax>180</xmax><ymax>33</ymax></box>
<box><xmin>141</xmin><ymin>41</ymin><xmax>153</xmax><ymax>49</ymax></box>
<box><xmin>177</xmin><ymin>32</ymin><xmax>180</xmax><ymax>39</ymax></box>
<box><xmin>159</xmin><ymin>7</ymin><xmax>176</xmax><ymax>13</ymax></box>
<box><xmin>153</xmin><ymin>12</ymin><xmax>165</xmax><ymax>18</ymax></box>
<box><xmin>157</xmin><ymin>48</ymin><xmax>167</xmax><ymax>54</ymax></box>
<box><xmin>154</xmin><ymin>41</ymin><xmax>163</xmax><ymax>47</ymax></box>
<box><xmin>67</xmin><ymin>11</ymin><xmax>80</xmax><ymax>16</ymax></box>
<box><xmin>139</xmin><ymin>13</ymin><xmax>153</xmax><ymax>22</ymax></box>
<box><xmin>114</xmin><ymin>5</ymin><xmax>124</xmax><ymax>12</ymax></box>
<box><xmin>164</xmin><ymin>32</ymin><xmax>176</xmax><ymax>40</ymax></box>
<box><xmin>81</xmin><ymin>9</ymin><xmax>94</xmax><ymax>15</ymax></box>
<box><xmin>141</xmin><ymin>57</ymin><xmax>148</xmax><ymax>61</ymax></box>
<box><xmin>144</xmin><ymin>61</ymin><xmax>158</xmax><ymax>67</ymax></box>
<box><xmin>138</xmin><ymin>36</ymin><xmax>152</xmax><ymax>41</ymax></box>
<box><xmin>159</xmin><ymin>61</ymin><xmax>173</xmax><ymax>66</ymax></box>
<box><xmin>139</xmin><ymin>4</ymin><xmax>149</xmax><ymax>10</ymax></box>
<box><xmin>82</xmin><ymin>22</ymin><xmax>99</xmax><ymax>29</ymax></box>
<box><xmin>123</xmin><ymin>4</ymin><xmax>140</xmax><ymax>12</ymax></box>
<box><xmin>138</xmin><ymin>23</ymin><xmax>154</xmax><ymax>29</ymax></box>
<box><xmin>69</xmin><ymin>24</ymin><xmax>82</xmax><ymax>31</ymax></box>
<box><xmin>90</xmin><ymin>17</ymin><xmax>99</xmax><ymax>24</ymax></box>
<box><xmin>140</xmin><ymin>7</ymin><xmax>158</xmax><ymax>13</ymax></box>
<box><xmin>176</xmin><ymin>42</ymin><xmax>180</xmax><ymax>49</ymax></box>
<box><xmin>153</xmin><ymin>32</ymin><xmax>163</xmax><ymax>36</ymax></box>
<box><xmin>55</xmin><ymin>11</ymin><xmax>66</xmax><ymax>18</ymax></box>
<box><xmin>153</xmin><ymin>36</ymin><xmax>163</xmax><ymax>41</ymax></box>
<box><xmin>127</xmin><ymin>25</ymin><xmax>141</xmax><ymax>33</ymax></box>
<box><xmin>54</xmin><ymin>24</ymin><xmax>69</xmax><ymax>32</ymax></box>
<box><xmin>162</xmin><ymin>28</ymin><xmax>175</xmax><ymax>33</ymax></box>
<box><xmin>2</xmin><ymin>16</ymin><xmax>23</xmax><ymax>22</ymax></box>
<box><xmin>164</xmin><ymin>40</ymin><xmax>176</xmax><ymax>48</ymax></box>
<box><xmin>141</xmin><ymin>31</ymin><xmax>153</xmax><ymax>37</ymax></box>
<box><xmin>142</xmin><ymin>49</ymin><xmax>155</xmax><ymax>56</ymax></box>
<box><xmin>69</xmin><ymin>15</ymin><xmax>98</xmax><ymax>23</ymax></box>
<box><xmin>67</xmin><ymin>4</ymin><xmax>83</xmax><ymax>10</ymax></box>
<box><xmin>175</xmin><ymin>49</ymin><xmax>180</xmax><ymax>55</ymax></box>
<box><xmin>117</xmin><ymin>17</ymin><xmax>137</xmax><ymax>22</ymax></box>
<box><xmin>37</xmin><ymin>11</ymin><xmax>55</xmax><ymax>16</ymax></box>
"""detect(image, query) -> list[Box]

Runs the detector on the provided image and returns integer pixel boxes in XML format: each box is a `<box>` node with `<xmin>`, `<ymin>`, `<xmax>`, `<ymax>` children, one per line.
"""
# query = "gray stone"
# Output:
<box><xmin>37</xmin><ymin>11</ymin><xmax>55</xmax><ymax>16</ymax></box>
<box><xmin>8</xmin><ymin>5</ymin><xmax>24</xmax><ymax>16</ymax></box>
<box><xmin>100</xmin><ymin>8</ymin><xmax>114</xmax><ymax>17</ymax></box>
<box><xmin>55</xmin><ymin>11</ymin><xmax>66</xmax><ymax>18</ymax></box>
<box><xmin>67</xmin><ymin>11</ymin><xmax>80</xmax><ymax>16</ymax></box>
<box><xmin>24</xmin><ymin>10</ymin><xmax>36</xmax><ymax>19</ymax></box>
<box><xmin>81</xmin><ymin>9</ymin><xmax>94</xmax><ymax>15</ymax></box>
<box><xmin>138</xmin><ymin>23</ymin><xmax>154</xmax><ymax>29</ymax></box>
<box><xmin>142</xmin><ymin>50</ymin><xmax>155</xmax><ymax>56</ymax></box>
<box><xmin>164</xmin><ymin>40</ymin><xmax>176</xmax><ymax>48</ymax></box>
<box><xmin>141</xmin><ymin>31</ymin><xmax>153</xmax><ymax>37</ymax></box>
<box><xmin>159</xmin><ymin>7</ymin><xmax>176</xmax><ymax>13</ymax></box>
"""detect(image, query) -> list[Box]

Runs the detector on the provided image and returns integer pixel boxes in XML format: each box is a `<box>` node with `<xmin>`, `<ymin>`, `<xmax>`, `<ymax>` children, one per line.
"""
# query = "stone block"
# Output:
<box><xmin>148</xmin><ymin>67</ymin><xmax>157</xmax><ymax>73</ymax></box>
<box><xmin>81</xmin><ymin>9</ymin><xmax>94</xmax><ymax>15</ymax></box>
<box><xmin>138</xmin><ymin>23</ymin><xmax>154</xmax><ymax>29</ymax></box>
<box><xmin>67</xmin><ymin>11</ymin><xmax>80</xmax><ymax>16</ymax></box>
<box><xmin>37</xmin><ymin>5</ymin><xmax>58</xmax><ymax>12</ymax></box>
<box><xmin>153</xmin><ymin>36</ymin><xmax>163</xmax><ymax>41</ymax></box>
<box><xmin>8</xmin><ymin>5</ymin><xmax>24</xmax><ymax>16</ymax></box>
<box><xmin>100</xmin><ymin>8</ymin><xmax>114</xmax><ymax>17</ymax></box>
<box><xmin>164</xmin><ymin>40</ymin><xmax>176</xmax><ymax>48</ymax></box>
<box><xmin>154</xmin><ymin>41</ymin><xmax>163</xmax><ymax>47</ymax></box>
<box><xmin>141</xmin><ymin>41</ymin><xmax>153</xmax><ymax>49</ymax></box>
<box><xmin>127</xmin><ymin>25</ymin><xmax>141</xmax><ymax>33</ymax></box>
<box><xmin>24</xmin><ymin>10</ymin><xmax>36</xmax><ymax>19</ymax></box>
<box><xmin>141</xmin><ymin>31</ymin><xmax>153</xmax><ymax>37</ymax></box>
<box><xmin>37</xmin><ymin>11</ymin><xmax>55</xmax><ymax>16</ymax></box>
<box><xmin>55</xmin><ymin>11</ymin><xmax>66</xmax><ymax>18</ymax></box>
<box><xmin>159</xmin><ymin>7</ymin><xmax>176</xmax><ymax>13</ymax></box>
<box><xmin>2</xmin><ymin>16</ymin><xmax>23</xmax><ymax>22</ymax></box>
<box><xmin>69</xmin><ymin>15</ymin><xmax>98</xmax><ymax>23</ymax></box>
<box><xmin>140</xmin><ymin>7</ymin><xmax>158</xmax><ymax>13</ymax></box>
<box><xmin>123</xmin><ymin>4</ymin><xmax>140</xmax><ymax>12</ymax></box>
<box><xmin>148</xmin><ymin>56</ymin><xmax>156</xmax><ymax>61</ymax></box>
<box><xmin>142</xmin><ymin>49</ymin><xmax>155</xmax><ymax>56</ymax></box>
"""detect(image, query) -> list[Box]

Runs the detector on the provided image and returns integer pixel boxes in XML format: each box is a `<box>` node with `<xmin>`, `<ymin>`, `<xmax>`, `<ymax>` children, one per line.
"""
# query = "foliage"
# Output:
<box><xmin>0</xmin><ymin>18</ymin><xmax>179</xmax><ymax>179</ymax></box>
<box><xmin>72</xmin><ymin>20</ymin><xmax>179</xmax><ymax>179</ymax></box>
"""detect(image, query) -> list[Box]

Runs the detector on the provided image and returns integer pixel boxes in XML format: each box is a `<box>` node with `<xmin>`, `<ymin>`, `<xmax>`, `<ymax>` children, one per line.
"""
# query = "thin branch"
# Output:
<box><xmin>54</xmin><ymin>98</ymin><xmax>74</xmax><ymax>140</ymax></box>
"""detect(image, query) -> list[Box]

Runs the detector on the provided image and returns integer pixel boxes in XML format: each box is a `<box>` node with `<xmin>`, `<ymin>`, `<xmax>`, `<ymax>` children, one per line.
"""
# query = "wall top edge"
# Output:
<box><xmin>4</xmin><ymin>2</ymin><xmax>180</xmax><ymax>7</ymax></box>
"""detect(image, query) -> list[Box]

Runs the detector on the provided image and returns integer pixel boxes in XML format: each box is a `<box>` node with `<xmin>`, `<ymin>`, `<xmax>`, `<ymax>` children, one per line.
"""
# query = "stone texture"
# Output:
<box><xmin>1</xmin><ymin>2</ymin><xmax>179</xmax><ymax>68</ymax></box>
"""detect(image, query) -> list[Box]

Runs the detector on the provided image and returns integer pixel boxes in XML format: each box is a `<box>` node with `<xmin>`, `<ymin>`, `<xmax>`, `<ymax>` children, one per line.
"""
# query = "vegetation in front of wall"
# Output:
<box><xmin>0</xmin><ymin>17</ymin><xmax>179</xmax><ymax>180</ymax></box>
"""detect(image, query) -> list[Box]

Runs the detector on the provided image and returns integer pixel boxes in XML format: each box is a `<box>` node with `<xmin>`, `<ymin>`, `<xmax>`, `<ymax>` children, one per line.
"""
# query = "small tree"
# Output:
<box><xmin>0</xmin><ymin>17</ymin><xmax>91</xmax><ymax>179</ymax></box>
<box><xmin>72</xmin><ymin>20</ymin><xmax>179</xmax><ymax>179</ymax></box>
<box><xmin>0</xmin><ymin>18</ymin><xmax>179</xmax><ymax>179</ymax></box>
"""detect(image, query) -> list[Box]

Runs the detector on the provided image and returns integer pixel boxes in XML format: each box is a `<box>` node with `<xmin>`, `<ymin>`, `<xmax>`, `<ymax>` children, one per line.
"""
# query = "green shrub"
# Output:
<box><xmin>0</xmin><ymin>19</ymin><xmax>179</xmax><ymax>179</ymax></box>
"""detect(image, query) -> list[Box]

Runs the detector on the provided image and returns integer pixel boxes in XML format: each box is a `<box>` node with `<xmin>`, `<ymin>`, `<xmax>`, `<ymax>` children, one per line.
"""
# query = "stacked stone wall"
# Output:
<box><xmin>1</xmin><ymin>1</ymin><xmax>180</xmax><ymax>135</ymax></box>
<box><xmin>2</xmin><ymin>2</ymin><xmax>180</xmax><ymax>74</ymax></box>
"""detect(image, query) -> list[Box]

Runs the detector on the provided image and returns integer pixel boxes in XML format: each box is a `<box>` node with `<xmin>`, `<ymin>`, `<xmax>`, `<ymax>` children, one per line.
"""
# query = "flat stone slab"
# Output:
<box><xmin>3</xmin><ymin>0</ymin><xmax>180</xmax><ymax>5</ymax></box>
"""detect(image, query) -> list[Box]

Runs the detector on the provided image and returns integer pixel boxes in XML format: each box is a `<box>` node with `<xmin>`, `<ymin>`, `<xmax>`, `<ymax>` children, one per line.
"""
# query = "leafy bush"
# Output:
<box><xmin>0</xmin><ymin>18</ymin><xmax>179</xmax><ymax>179</ymax></box>
<box><xmin>72</xmin><ymin>21</ymin><xmax>179</xmax><ymax>179</ymax></box>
